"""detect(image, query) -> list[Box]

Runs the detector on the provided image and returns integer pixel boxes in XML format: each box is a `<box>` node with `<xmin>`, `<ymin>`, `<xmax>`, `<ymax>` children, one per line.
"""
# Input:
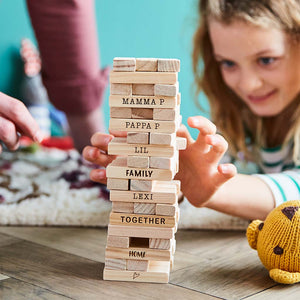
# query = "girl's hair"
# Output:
<box><xmin>193</xmin><ymin>0</ymin><xmax>300</xmax><ymax>164</ymax></box>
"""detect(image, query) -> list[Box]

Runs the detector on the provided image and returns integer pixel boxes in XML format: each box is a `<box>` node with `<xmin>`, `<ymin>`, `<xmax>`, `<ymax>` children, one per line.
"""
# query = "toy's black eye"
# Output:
<box><xmin>273</xmin><ymin>245</ymin><xmax>284</xmax><ymax>255</ymax></box>
<box><xmin>258</xmin><ymin>222</ymin><xmax>264</xmax><ymax>231</ymax></box>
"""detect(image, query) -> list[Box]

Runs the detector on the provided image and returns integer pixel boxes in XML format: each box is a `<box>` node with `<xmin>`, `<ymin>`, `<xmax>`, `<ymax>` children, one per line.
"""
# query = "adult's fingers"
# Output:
<box><xmin>82</xmin><ymin>146</ymin><xmax>116</xmax><ymax>167</ymax></box>
<box><xmin>0</xmin><ymin>93</ymin><xmax>43</xmax><ymax>143</ymax></box>
<box><xmin>90</xmin><ymin>132</ymin><xmax>114</xmax><ymax>151</ymax></box>
<box><xmin>90</xmin><ymin>168</ymin><xmax>107</xmax><ymax>185</ymax></box>
<box><xmin>0</xmin><ymin>116</ymin><xmax>19</xmax><ymax>150</ymax></box>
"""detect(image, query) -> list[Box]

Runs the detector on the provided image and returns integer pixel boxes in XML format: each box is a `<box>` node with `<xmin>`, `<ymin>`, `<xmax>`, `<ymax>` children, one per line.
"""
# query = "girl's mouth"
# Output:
<box><xmin>248</xmin><ymin>90</ymin><xmax>277</xmax><ymax>103</ymax></box>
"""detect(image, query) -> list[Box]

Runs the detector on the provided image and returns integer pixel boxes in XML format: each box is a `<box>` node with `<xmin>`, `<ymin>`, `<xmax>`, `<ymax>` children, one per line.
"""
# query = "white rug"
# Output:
<box><xmin>0</xmin><ymin>146</ymin><xmax>249</xmax><ymax>230</ymax></box>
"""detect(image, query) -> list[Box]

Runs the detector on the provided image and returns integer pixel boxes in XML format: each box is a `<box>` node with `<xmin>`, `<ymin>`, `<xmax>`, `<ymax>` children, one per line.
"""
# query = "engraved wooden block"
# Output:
<box><xmin>136</xmin><ymin>58</ymin><xmax>158</xmax><ymax>72</ymax></box>
<box><xmin>107</xmin><ymin>157</ymin><xmax>175</xmax><ymax>181</ymax></box>
<box><xmin>149</xmin><ymin>238</ymin><xmax>171</xmax><ymax>250</ymax></box>
<box><xmin>109</xmin><ymin>95</ymin><xmax>178</xmax><ymax>109</ymax></box>
<box><xmin>132</xmin><ymin>84</ymin><xmax>154</xmax><ymax>96</ymax></box>
<box><xmin>131</xmin><ymin>108</ymin><xmax>153</xmax><ymax>119</ymax></box>
<box><xmin>108</xmin><ymin>225</ymin><xmax>175</xmax><ymax>239</ymax></box>
<box><xmin>149</xmin><ymin>132</ymin><xmax>176</xmax><ymax>146</ymax></box>
<box><xmin>110</xmin><ymin>83</ymin><xmax>132</xmax><ymax>95</ymax></box>
<box><xmin>127</xmin><ymin>156</ymin><xmax>149</xmax><ymax>168</ymax></box>
<box><xmin>109</xmin><ymin>212</ymin><xmax>176</xmax><ymax>228</ymax></box>
<box><xmin>153</xmin><ymin>108</ymin><xmax>179</xmax><ymax>121</ymax></box>
<box><xmin>127</xmin><ymin>132</ymin><xmax>149</xmax><ymax>144</ymax></box>
<box><xmin>110</xmin><ymin>71</ymin><xmax>177</xmax><ymax>85</ymax></box>
<box><xmin>176</xmin><ymin>137</ymin><xmax>187</xmax><ymax>150</ymax></box>
<box><xmin>105</xmin><ymin>258</ymin><xmax>127</xmax><ymax>270</ymax></box>
<box><xmin>109</xmin><ymin>118</ymin><xmax>178</xmax><ymax>133</ymax></box>
<box><xmin>110</xmin><ymin>107</ymin><xmax>132</xmax><ymax>119</ymax></box>
<box><xmin>156</xmin><ymin>203</ymin><xmax>177</xmax><ymax>216</ymax></box>
<box><xmin>112</xmin><ymin>202</ymin><xmax>134</xmax><ymax>213</ymax></box>
<box><xmin>107</xmin><ymin>236</ymin><xmax>130</xmax><ymax>248</ymax></box>
<box><xmin>103</xmin><ymin>260</ymin><xmax>170</xmax><ymax>283</ymax></box>
<box><xmin>149</xmin><ymin>156</ymin><xmax>176</xmax><ymax>170</ymax></box>
<box><xmin>154</xmin><ymin>83</ymin><xmax>178</xmax><ymax>97</ymax></box>
<box><xmin>130</xmin><ymin>179</ymin><xmax>153</xmax><ymax>192</ymax></box>
<box><xmin>107</xmin><ymin>178</ymin><xmax>129</xmax><ymax>190</ymax></box>
<box><xmin>108</xmin><ymin>137</ymin><xmax>175</xmax><ymax>157</ymax></box>
<box><xmin>157</xmin><ymin>58</ymin><xmax>180</xmax><ymax>72</ymax></box>
<box><xmin>113</xmin><ymin>57</ymin><xmax>136</xmax><ymax>72</ymax></box>
<box><xmin>127</xmin><ymin>259</ymin><xmax>149</xmax><ymax>271</ymax></box>
<box><xmin>134</xmin><ymin>203</ymin><xmax>156</xmax><ymax>215</ymax></box>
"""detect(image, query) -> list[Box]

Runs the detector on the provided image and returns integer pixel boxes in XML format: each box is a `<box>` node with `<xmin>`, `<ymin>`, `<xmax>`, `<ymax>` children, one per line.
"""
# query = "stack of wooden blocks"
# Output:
<box><xmin>103</xmin><ymin>57</ymin><xmax>186</xmax><ymax>283</ymax></box>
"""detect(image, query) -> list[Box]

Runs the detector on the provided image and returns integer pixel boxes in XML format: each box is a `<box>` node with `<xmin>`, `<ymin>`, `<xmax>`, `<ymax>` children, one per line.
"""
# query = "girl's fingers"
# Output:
<box><xmin>187</xmin><ymin>116</ymin><xmax>217</xmax><ymax>152</ymax></box>
<box><xmin>82</xmin><ymin>146</ymin><xmax>116</xmax><ymax>167</ymax></box>
<box><xmin>213</xmin><ymin>163</ymin><xmax>237</xmax><ymax>186</ymax></box>
<box><xmin>90</xmin><ymin>168</ymin><xmax>107</xmax><ymax>185</ymax></box>
<box><xmin>176</xmin><ymin>124</ymin><xmax>194</xmax><ymax>146</ymax></box>
<box><xmin>0</xmin><ymin>116</ymin><xmax>20</xmax><ymax>151</ymax></box>
<box><xmin>90</xmin><ymin>133</ymin><xmax>114</xmax><ymax>151</ymax></box>
<box><xmin>204</xmin><ymin>134</ymin><xmax>228</xmax><ymax>164</ymax></box>
<box><xmin>0</xmin><ymin>93</ymin><xmax>43</xmax><ymax>143</ymax></box>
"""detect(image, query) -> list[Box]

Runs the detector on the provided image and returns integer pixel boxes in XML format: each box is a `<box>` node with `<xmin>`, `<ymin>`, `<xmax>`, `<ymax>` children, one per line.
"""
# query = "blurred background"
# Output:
<box><xmin>0</xmin><ymin>0</ymin><xmax>209</xmax><ymax>139</ymax></box>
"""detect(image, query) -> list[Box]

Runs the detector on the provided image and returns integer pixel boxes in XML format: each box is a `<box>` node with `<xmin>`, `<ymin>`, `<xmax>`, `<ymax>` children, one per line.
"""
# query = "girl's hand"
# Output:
<box><xmin>175</xmin><ymin>116</ymin><xmax>236</xmax><ymax>207</ymax></box>
<box><xmin>0</xmin><ymin>92</ymin><xmax>44</xmax><ymax>152</ymax></box>
<box><xmin>82</xmin><ymin>132</ymin><xmax>116</xmax><ymax>184</ymax></box>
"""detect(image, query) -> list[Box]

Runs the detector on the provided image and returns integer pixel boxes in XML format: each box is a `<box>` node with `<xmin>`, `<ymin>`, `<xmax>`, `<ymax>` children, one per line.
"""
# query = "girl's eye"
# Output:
<box><xmin>258</xmin><ymin>57</ymin><xmax>275</xmax><ymax>66</ymax></box>
<box><xmin>219</xmin><ymin>60</ymin><xmax>236</xmax><ymax>69</ymax></box>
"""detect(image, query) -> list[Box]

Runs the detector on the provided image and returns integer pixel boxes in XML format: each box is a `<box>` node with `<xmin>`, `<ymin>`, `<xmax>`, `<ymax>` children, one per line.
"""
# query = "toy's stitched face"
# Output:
<box><xmin>257</xmin><ymin>202</ymin><xmax>300</xmax><ymax>271</ymax></box>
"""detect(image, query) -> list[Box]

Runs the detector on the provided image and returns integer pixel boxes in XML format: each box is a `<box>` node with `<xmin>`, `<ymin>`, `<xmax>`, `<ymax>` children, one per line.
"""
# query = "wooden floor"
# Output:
<box><xmin>0</xmin><ymin>227</ymin><xmax>298</xmax><ymax>300</ymax></box>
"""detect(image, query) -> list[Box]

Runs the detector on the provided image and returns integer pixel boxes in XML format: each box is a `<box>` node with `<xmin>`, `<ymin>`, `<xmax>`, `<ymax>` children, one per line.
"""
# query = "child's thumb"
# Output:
<box><xmin>177</xmin><ymin>124</ymin><xmax>194</xmax><ymax>146</ymax></box>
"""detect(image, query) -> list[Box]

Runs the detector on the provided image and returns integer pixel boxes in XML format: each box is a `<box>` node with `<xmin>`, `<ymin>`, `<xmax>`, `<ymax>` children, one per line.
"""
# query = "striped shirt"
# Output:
<box><xmin>223</xmin><ymin>141</ymin><xmax>300</xmax><ymax>207</ymax></box>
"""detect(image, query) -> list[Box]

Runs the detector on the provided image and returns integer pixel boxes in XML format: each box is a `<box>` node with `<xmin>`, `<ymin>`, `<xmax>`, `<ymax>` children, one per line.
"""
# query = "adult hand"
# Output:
<box><xmin>0</xmin><ymin>92</ymin><xmax>44</xmax><ymax>152</ymax></box>
<box><xmin>175</xmin><ymin>116</ymin><xmax>237</xmax><ymax>207</ymax></box>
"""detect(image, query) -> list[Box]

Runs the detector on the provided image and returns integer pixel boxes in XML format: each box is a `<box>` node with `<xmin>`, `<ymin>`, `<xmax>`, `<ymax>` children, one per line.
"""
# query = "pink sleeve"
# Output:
<box><xmin>26</xmin><ymin>0</ymin><xmax>108</xmax><ymax>115</ymax></box>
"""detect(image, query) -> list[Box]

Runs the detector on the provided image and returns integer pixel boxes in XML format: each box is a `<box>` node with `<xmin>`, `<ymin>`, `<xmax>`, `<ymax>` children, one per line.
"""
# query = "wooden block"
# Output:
<box><xmin>107</xmin><ymin>178</ymin><xmax>129</xmax><ymax>190</ymax></box>
<box><xmin>153</xmin><ymin>108</ymin><xmax>179</xmax><ymax>121</ymax></box>
<box><xmin>132</xmin><ymin>84</ymin><xmax>154</xmax><ymax>96</ymax></box>
<box><xmin>109</xmin><ymin>212</ymin><xmax>176</xmax><ymax>228</ymax></box>
<box><xmin>108</xmin><ymin>225</ymin><xmax>175</xmax><ymax>239</ymax></box>
<box><xmin>108</xmin><ymin>137</ymin><xmax>175</xmax><ymax>157</ymax></box>
<box><xmin>149</xmin><ymin>132</ymin><xmax>176</xmax><ymax>146</ymax></box>
<box><xmin>113</xmin><ymin>57</ymin><xmax>136</xmax><ymax>72</ymax></box>
<box><xmin>134</xmin><ymin>203</ymin><xmax>156</xmax><ymax>215</ymax></box>
<box><xmin>105</xmin><ymin>246</ymin><xmax>171</xmax><ymax>261</ymax></box>
<box><xmin>107</xmin><ymin>157</ymin><xmax>175</xmax><ymax>181</ymax></box>
<box><xmin>109</xmin><ymin>95</ymin><xmax>178</xmax><ymax>108</ymax></box>
<box><xmin>109</xmin><ymin>118</ymin><xmax>178</xmax><ymax>133</ymax></box>
<box><xmin>103</xmin><ymin>260</ymin><xmax>170</xmax><ymax>283</ymax></box>
<box><xmin>110</xmin><ymin>71</ymin><xmax>177</xmax><ymax>84</ymax></box>
<box><xmin>110</xmin><ymin>185</ymin><xmax>178</xmax><ymax>205</ymax></box>
<box><xmin>110</xmin><ymin>83</ymin><xmax>132</xmax><ymax>95</ymax></box>
<box><xmin>127</xmin><ymin>259</ymin><xmax>149</xmax><ymax>271</ymax></box>
<box><xmin>158</xmin><ymin>58</ymin><xmax>180</xmax><ymax>72</ymax></box>
<box><xmin>106</xmin><ymin>236</ymin><xmax>130</xmax><ymax>248</ymax></box>
<box><xmin>127</xmin><ymin>132</ymin><xmax>149</xmax><ymax>144</ymax></box>
<box><xmin>176</xmin><ymin>137</ymin><xmax>187</xmax><ymax>150</ymax></box>
<box><xmin>149</xmin><ymin>238</ymin><xmax>172</xmax><ymax>250</ymax></box>
<box><xmin>105</xmin><ymin>258</ymin><xmax>127</xmax><ymax>270</ymax></box>
<box><xmin>110</xmin><ymin>107</ymin><xmax>132</xmax><ymax>119</ymax></box>
<box><xmin>156</xmin><ymin>204</ymin><xmax>177</xmax><ymax>216</ymax></box>
<box><xmin>136</xmin><ymin>58</ymin><xmax>158</xmax><ymax>71</ymax></box>
<box><xmin>177</xmin><ymin>93</ymin><xmax>181</xmax><ymax>105</ymax></box>
<box><xmin>127</xmin><ymin>156</ymin><xmax>149</xmax><ymax>168</ymax></box>
<box><xmin>131</xmin><ymin>108</ymin><xmax>153</xmax><ymax>119</ymax></box>
<box><xmin>154</xmin><ymin>83</ymin><xmax>178</xmax><ymax>97</ymax></box>
<box><xmin>130</xmin><ymin>179</ymin><xmax>153</xmax><ymax>192</ymax></box>
<box><xmin>112</xmin><ymin>202</ymin><xmax>134</xmax><ymax>213</ymax></box>
<box><xmin>149</xmin><ymin>156</ymin><xmax>176</xmax><ymax>170</ymax></box>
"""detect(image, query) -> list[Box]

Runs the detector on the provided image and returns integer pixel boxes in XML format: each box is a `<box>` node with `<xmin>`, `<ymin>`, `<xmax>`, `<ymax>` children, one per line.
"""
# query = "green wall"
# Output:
<box><xmin>0</xmin><ymin>0</ymin><xmax>209</xmax><ymax>136</ymax></box>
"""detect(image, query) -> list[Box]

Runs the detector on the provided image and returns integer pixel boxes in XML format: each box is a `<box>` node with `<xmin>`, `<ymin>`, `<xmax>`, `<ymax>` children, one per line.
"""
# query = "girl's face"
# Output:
<box><xmin>209</xmin><ymin>19</ymin><xmax>300</xmax><ymax>117</ymax></box>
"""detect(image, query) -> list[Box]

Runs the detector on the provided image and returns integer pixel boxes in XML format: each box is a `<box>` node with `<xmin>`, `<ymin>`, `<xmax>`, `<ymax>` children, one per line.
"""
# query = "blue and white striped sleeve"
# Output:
<box><xmin>254</xmin><ymin>169</ymin><xmax>300</xmax><ymax>206</ymax></box>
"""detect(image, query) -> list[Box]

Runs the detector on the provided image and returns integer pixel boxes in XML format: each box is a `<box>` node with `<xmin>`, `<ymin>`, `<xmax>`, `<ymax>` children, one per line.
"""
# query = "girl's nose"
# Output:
<box><xmin>237</xmin><ymin>70</ymin><xmax>263</xmax><ymax>94</ymax></box>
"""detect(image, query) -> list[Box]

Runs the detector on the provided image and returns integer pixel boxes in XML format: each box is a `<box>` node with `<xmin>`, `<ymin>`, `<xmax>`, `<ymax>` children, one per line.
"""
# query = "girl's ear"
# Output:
<box><xmin>246</xmin><ymin>220</ymin><xmax>264</xmax><ymax>250</ymax></box>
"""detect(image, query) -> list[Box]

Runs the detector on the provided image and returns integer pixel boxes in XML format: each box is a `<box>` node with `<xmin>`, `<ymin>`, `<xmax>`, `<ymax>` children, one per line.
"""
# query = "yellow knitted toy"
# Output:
<box><xmin>247</xmin><ymin>200</ymin><xmax>300</xmax><ymax>284</ymax></box>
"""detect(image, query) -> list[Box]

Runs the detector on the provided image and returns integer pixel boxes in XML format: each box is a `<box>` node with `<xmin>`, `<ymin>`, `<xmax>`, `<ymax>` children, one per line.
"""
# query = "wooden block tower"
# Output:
<box><xmin>103</xmin><ymin>57</ymin><xmax>186</xmax><ymax>283</ymax></box>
